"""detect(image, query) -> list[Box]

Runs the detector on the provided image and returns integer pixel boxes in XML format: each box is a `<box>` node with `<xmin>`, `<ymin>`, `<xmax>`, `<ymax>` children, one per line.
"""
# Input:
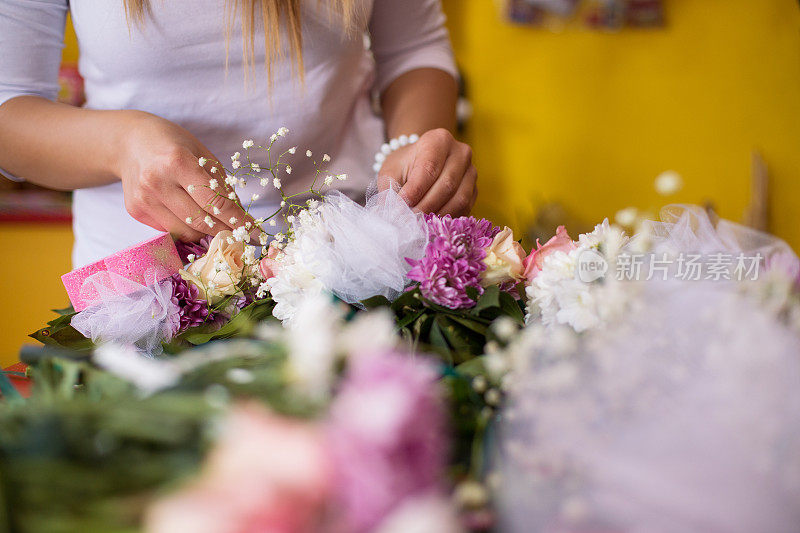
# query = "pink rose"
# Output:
<box><xmin>481</xmin><ymin>226</ymin><xmax>526</xmax><ymax>287</ymax></box>
<box><xmin>145</xmin><ymin>403</ymin><xmax>331</xmax><ymax>533</ymax></box>
<box><xmin>523</xmin><ymin>226</ymin><xmax>576</xmax><ymax>282</ymax></box>
<box><xmin>259</xmin><ymin>241</ymin><xmax>282</xmax><ymax>280</ymax></box>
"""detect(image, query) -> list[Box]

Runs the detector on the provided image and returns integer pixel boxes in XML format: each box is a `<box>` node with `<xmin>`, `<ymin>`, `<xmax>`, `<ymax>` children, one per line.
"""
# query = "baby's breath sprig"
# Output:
<box><xmin>187</xmin><ymin>127</ymin><xmax>346</xmax><ymax>309</ymax></box>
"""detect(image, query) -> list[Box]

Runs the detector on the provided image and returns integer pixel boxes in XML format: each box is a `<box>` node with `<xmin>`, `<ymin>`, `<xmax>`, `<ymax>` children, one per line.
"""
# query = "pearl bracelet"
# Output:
<box><xmin>372</xmin><ymin>133</ymin><xmax>420</xmax><ymax>173</ymax></box>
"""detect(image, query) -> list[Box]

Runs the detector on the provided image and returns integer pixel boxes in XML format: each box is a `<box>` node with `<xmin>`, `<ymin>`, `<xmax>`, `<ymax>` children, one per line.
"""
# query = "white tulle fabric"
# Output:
<box><xmin>643</xmin><ymin>204</ymin><xmax>796</xmax><ymax>260</ymax></box>
<box><xmin>71</xmin><ymin>272</ymin><xmax>179</xmax><ymax>355</ymax></box>
<box><xmin>270</xmin><ymin>187</ymin><xmax>427</xmax><ymax>325</ymax></box>
<box><xmin>499</xmin><ymin>207</ymin><xmax>800</xmax><ymax>533</ymax></box>
<box><xmin>315</xmin><ymin>188</ymin><xmax>427</xmax><ymax>303</ymax></box>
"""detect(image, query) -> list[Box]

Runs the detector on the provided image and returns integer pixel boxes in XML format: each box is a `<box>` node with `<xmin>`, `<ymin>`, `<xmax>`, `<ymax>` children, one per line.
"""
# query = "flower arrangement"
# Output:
<box><xmin>13</xmin><ymin>161</ymin><xmax>800</xmax><ymax>533</ymax></box>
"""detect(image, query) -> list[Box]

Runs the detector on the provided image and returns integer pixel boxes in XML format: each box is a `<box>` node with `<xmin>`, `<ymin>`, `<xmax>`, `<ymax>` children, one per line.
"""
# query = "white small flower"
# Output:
<box><xmin>232</xmin><ymin>160</ymin><xmax>241</xmax><ymax>169</ymax></box>
<box><xmin>231</xmin><ymin>152</ymin><xmax>241</xmax><ymax>161</ymax></box>
<box><xmin>242</xmin><ymin>139</ymin><xmax>254</xmax><ymax>149</ymax></box>
<box><xmin>245</xmin><ymin>221</ymin><xmax>252</xmax><ymax>229</ymax></box>
<box><xmin>324</xmin><ymin>175</ymin><xmax>333</xmax><ymax>186</ymax></box>
<box><xmin>270</xmin><ymin>134</ymin><xmax>278</xmax><ymax>142</ymax></box>
<box><xmin>228</xmin><ymin>192</ymin><xmax>237</xmax><ymax>200</ymax></box>
<box><xmin>254</xmin><ymin>218</ymin><xmax>265</xmax><ymax>225</ymax></box>
<box><xmin>654</xmin><ymin>170</ymin><xmax>683</xmax><ymax>195</ymax></box>
<box><xmin>209</xmin><ymin>178</ymin><xmax>218</xmax><ymax>190</ymax></box>
<box><xmin>322</xmin><ymin>154</ymin><xmax>331</xmax><ymax>162</ymax></box>
<box><xmin>337</xmin><ymin>174</ymin><xmax>347</xmax><ymax>181</ymax></box>
<box><xmin>277</xmin><ymin>126</ymin><xmax>289</xmax><ymax>137</ymax></box>
<box><xmin>229</xmin><ymin>217</ymin><xmax>238</xmax><ymax>225</ymax></box>
<box><xmin>285</xmin><ymin>165</ymin><xmax>292</xmax><ymax>175</ymax></box>
<box><xmin>615</xmin><ymin>207</ymin><xmax>638</xmax><ymax>227</ymax></box>
<box><xmin>307</xmin><ymin>199</ymin><xmax>320</xmax><ymax>210</ymax></box>
<box><xmin>251</xmin><ymin>193</ymin><xmax>260</xmax><ymax>201</ymax></box>
<box><xmin>187</xmin><ymin>184</ymin><xmax>196</xmax><ymax>193</ymax></box>
<box><xmin>256</xmin><ymin>281</ymin><xmax>270</xmax><ymax>299</ymax></box>
<box><xmin>280</xmin><ymin>200</ymin><xmax>286</xmax><ymax>207</ymax></box>
<box><xmin>212</xmin><ymin>207</ymin><xmax>221</xmax><ymax>215</ymax></box>
<box><xmin>259</xmin><ymin>233</ymin><xmax>268</xmax><ymax>246</ymax></box>
<box><xmin>275</xmin><ymin>233</ymin><xmax>285</xmax><ymax>243</ymax></box>
<box><xmin>305</xmin><ymin>150</ymin><xmax>312</xmax><ymax>157</ymax></box>
<box><xmin>232</xmin><ymin>226</ymin><xmax>249</xmax><ymax>242</ymax></box>
<box><xmin>187</xmin><ymin>253</ymin><xmax>196</xmax><ymax>262</ymax></box>
<box><xmin>225</xmin><ymin>175</ymin><xmax>237</xmax><ymax>187</ymax></box>
<box><xmin>288</xmin><ymin>147</ymin><xmax>297</xmax><ymax>154</ymax></box>
<box><xmin>286</xmin><ymin>215</ymin><xmax>295</xmax><ymax>224</ymax></box>
<box><xmin>210</xmin><ymin>166</ymin><xmax>218</xmax><ymax>174</ymax></box>
<box><xmin>260</xmin><ymin>178</ymin><xmax>269</xmax><ymax>187</ymax></box>
<box><xmin>269</xmin><ymin>219</ymin><xmax>277</xmax><ymax>227</ymax></box>
<box><xmin>226</xmin><ymin>368</ymin><xmax>254</xmax><ymax>384</ymax></box>
<box><xmin>251</xmin><ymin>163</ymin><xmax>261</xmax><ymax>172</ymax></box>
<box><xmin>273</xmin><ymin>178</ymin><xmax>282</xmax><ymax>189</ymax></box>
<box><xmin>185</xmin><ymin>217</ymin><xmax>193</xmax><ymax>224</ymax></box>
<box><xmin>198</xmin><ymin>157</ymin><xmax>207</xmax><ymax>167</ymax></box>
<box><xmin>204</xmin><ymin>215</ymin><xmax>214</xmax><ymax>228</ymax></box>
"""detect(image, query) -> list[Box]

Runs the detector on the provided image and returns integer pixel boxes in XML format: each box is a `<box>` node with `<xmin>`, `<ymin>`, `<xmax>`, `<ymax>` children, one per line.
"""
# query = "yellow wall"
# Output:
<box><xmin>443</xmin><ymin>0</ymin><xmax>800</xmax><ymax>248</ymax></box>
<box><xmin>0</xmin><ymin>226</ymin><xmax>73</xmax><ymax>366</ymax></box>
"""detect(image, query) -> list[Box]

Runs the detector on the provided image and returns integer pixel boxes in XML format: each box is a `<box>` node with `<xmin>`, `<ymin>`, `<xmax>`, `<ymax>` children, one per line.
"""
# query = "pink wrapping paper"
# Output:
<box><xmin>62</xmin><ymin>233</ymin><xmax>183</xmax><ymax>312</ymax></box>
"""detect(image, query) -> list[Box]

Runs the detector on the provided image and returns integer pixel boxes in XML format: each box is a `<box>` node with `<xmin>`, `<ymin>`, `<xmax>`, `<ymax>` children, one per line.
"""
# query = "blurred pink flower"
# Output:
<box><xmin>523</xmin><ymin>226</ymin><xmax>576</xmax><ymax>282</ymax></box>
<box><xmin>259</xmin><ymin>241</ymin><xmax>283</xmax><ymax>280</ymax></box>
<box><xmin>146</xmin><ymin>402</ymin><xmax>331</xmax><ymax>533</ymax></box>
<box><xmin>327</xmin><ymin>351</ymin><xmax>448</xmax><ymax>533</ymax></box>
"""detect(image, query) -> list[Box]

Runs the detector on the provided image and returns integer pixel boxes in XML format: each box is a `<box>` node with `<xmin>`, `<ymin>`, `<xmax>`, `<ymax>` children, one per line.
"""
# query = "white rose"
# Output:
<box><xmin>180</xmin><ymin>230</ymin><xmax>246</xmax><ymax>304</ymax></box>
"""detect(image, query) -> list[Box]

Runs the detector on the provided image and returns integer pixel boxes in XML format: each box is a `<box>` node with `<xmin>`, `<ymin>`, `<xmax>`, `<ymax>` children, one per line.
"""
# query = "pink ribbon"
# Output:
<box><xmin>62</xmin><ymin>233</ymin><xmax>183</xmax><ymax>312</ymax></box>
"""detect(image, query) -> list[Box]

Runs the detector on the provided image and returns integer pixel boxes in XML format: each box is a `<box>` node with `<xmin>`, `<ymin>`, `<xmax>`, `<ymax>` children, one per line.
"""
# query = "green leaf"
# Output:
<box><xmin>472</xmin><ymin>285</ymin><xmax>501</xmax><ymax>314</ymax></box>
<box><xmin>180</xmin><ymin>300</ymin><xmax>274</xmax><ymax>345</ymax></box>
<box><xmin>360</xmin><ymin>295</ymin><xmax>391</xmax><ymax>309</ymax></box>
<box><xmin>498</xmin><ymin>291</ymin><xmax>526</xmax><ymax>324</ymax></box>
<box><xmin>465</xmin><ymin>286</ymin><xmax>480</xmax><ymax>302</ymax></box>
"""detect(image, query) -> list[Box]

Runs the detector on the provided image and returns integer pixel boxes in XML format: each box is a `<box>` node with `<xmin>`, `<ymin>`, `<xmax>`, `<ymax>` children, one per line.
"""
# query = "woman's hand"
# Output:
<box><xmin>118</xmin><ymin>112</ymin><xmax>249</xmax><ymax>242</ymax></box>
<box><xmin>377</xmin><ymin>128</ymin><xmax>477</xmax><ymax>217</ymax></box>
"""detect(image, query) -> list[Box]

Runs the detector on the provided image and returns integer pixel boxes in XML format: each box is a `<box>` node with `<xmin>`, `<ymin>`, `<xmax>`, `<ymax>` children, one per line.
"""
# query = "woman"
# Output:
<box><xmin>0</xmin><ymin>0</ymin><xmax>476</xmax><ymax>267</ymax></box>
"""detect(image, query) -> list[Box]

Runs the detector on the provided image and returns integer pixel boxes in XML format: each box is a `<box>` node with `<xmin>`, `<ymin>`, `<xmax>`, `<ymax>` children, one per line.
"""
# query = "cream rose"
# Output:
<box><xmin>180</xmin><ymin>230</ymin><xmax>246</xmax><ymax>305</ymax></box>
<box><xmin>481</xmin><ymin>226</ymin><xmax>526</xmax><ymax>287</ymax></box>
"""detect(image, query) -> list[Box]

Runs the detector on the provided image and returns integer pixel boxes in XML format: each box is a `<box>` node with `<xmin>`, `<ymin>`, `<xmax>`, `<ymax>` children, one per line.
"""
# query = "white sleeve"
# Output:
<box><xmin>0</xmin><ymin>0</ymin><xmax>68</xmax><ymax>108</ymax></box>
<box><xmin>368</xmin><ymin>0</ymin><xmax>458</xmax><ymax>95</ymax></box>
<box><xmin>0</xmin><ymin>0</ymin><xmax>68</xmax><ymax>181</ymax></box>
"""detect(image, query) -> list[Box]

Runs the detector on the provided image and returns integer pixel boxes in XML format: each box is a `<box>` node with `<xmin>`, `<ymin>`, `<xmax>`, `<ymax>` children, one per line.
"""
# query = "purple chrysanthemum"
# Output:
<box><xmin>407</xmin><ymin>214</ymin><xmax>499</xmax><ymax>309</ymax></box>
<box><xmin>175</xmin><ymin>235</ymin><xmax>213</xmax><ymax>265</ymax></box>
<box><xmin>170</xmin><ymin>273</ymin><xmax>220</xmax><ymax>331</ymax></box>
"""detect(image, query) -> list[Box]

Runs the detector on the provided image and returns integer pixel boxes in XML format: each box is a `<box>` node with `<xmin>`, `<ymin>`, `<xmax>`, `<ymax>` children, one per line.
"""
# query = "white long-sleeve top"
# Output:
<box><xmin>0</xmin><ymin>0</ymin><xmax>456</xmax><ymax>267</ymax></box>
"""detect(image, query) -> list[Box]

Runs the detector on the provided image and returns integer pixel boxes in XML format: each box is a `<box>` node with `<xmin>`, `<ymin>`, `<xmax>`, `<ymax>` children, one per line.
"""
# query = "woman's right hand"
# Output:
<box><xmin>117</xmin><ymin>112</ymin><xmax>249</xmax><ymax>242</ymax></box>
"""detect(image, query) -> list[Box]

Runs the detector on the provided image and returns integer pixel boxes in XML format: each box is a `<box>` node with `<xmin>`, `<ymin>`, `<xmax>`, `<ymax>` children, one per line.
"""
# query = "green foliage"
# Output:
<box><xmin>0</xmin><ymin>341</ymin><xmax>318</xmax><ymax>533</ymax></box>
<box><xmin>363</xmin><ymin>286</ymin><xmax>525</xmax><ymax>365</ymax></box>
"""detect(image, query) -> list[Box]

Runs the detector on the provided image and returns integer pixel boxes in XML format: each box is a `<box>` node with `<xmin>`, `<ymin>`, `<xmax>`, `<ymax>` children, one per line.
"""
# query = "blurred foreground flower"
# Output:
<box><xmin>328</xmin><ymin>351</ymin><xmax>448</xmax><ymax>532</ymax></box>
<box><xmin>146</xmin><ymin>403</ymin><xmax>330</xmax><ymax>533</ymax></box>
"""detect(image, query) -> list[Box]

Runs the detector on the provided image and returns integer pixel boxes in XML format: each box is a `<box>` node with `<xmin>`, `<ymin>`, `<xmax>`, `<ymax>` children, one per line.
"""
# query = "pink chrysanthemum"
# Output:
<box><xmin>407</xmin><ymin>214</ymin><xmax>498</xmax><ymax>309</ymax></box>
<box><xmin>327</xmin><ymin>351</ymin><xmax>447</xmax><ymax>533</ymax></box>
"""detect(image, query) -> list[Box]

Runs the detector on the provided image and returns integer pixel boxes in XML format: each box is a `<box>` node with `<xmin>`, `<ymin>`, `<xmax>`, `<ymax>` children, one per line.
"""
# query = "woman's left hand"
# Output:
<box><xmin>377</xmin><ymin>128</ymin><xmax>477</xmax><ymax>217</ymax></box>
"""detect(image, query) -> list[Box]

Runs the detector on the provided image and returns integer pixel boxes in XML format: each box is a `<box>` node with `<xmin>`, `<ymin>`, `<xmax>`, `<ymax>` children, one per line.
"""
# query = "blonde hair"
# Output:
<box><xmin>124</xmin><ymin>0</ymin><xmax>357</xmax><ymax>82</ymax></box>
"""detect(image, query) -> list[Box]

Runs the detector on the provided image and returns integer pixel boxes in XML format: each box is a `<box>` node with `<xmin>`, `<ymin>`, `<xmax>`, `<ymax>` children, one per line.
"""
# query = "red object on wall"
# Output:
<box><xmin>3</xmin><ymin>363</ymin><xmax>32</xmax><ymax>398</ymax></box>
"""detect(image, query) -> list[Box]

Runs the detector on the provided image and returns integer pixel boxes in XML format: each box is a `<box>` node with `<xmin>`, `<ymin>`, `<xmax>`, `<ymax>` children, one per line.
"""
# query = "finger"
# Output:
<box><xmin>150</xmin><ymin>205</ymin><xmax>207</xmax><ymax>242</ymax></box>
<box><xmin>166</xmin><ymin>187</ymin><xmax>235</xmax><ymax>236</ymax></box>
<box><xmin>398</xmin><ymin>129</ymin><xmax>452</xmax><ymax>207</ymax></box>
<box><xmin>438</xmin><ymin>165</ymin><xmax>477</xmax><ymax>217</ymax></box>
<box><xmin>376</xmin><ymin>154</ymin><xmax>405</xmax><ymax>192</ymax></box>
<box><xmin>184</xmin><ymin>175</ymin><xmax>251</xmax><ymax>230</ymax></box>
<box><xmin>414</xmin><ymin>148</ymin><xmax>471</xmax><ymax>214</ymax></box>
